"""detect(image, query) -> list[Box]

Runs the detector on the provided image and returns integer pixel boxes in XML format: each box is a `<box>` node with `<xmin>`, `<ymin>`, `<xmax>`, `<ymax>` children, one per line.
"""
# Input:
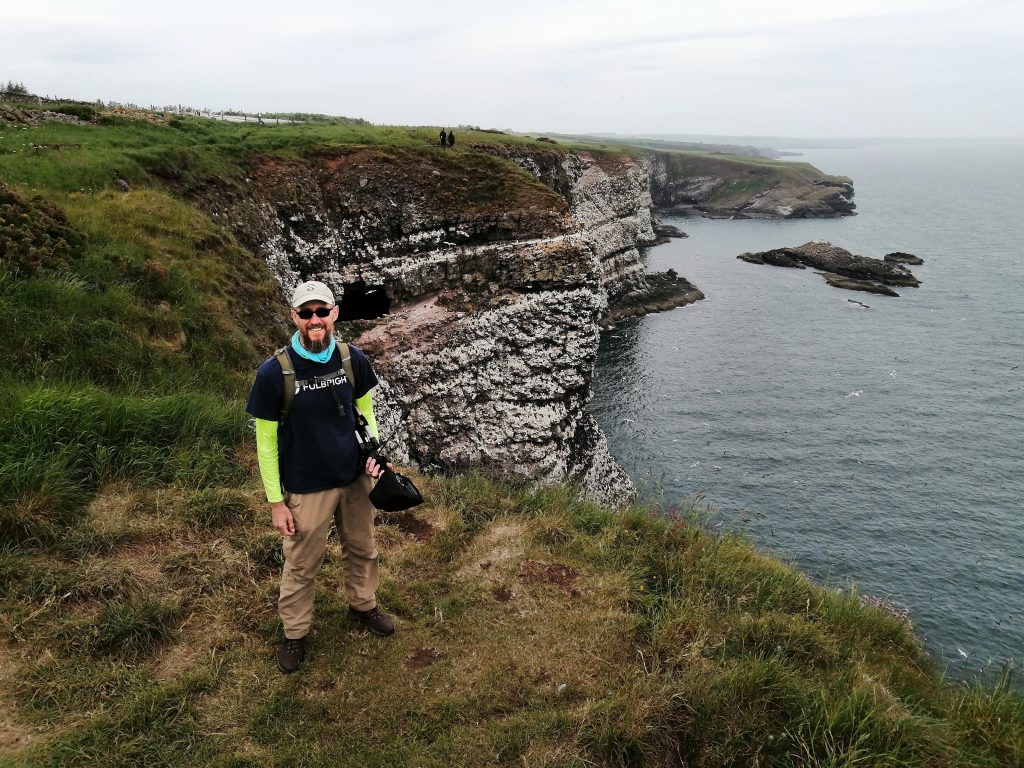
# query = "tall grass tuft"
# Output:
<box><xmin>63</xmin><ymin>596</ymin><xmax>182</xmax><ymax>660</ymax></box>
<box><xmin>0</xmin><ymin>383</ymin><xmax>249</xmax><ymax>542</ymax></box>
<box><xmin>947</xmin><ymin>663</ymin><xmax>1024</xmax><ymax>764</ymax></box>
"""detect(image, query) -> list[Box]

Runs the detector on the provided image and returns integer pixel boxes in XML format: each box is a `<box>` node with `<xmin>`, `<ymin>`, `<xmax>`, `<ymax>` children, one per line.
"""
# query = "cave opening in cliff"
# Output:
<box><xmin>338</xmin><ymin>280</ymin><xmax>391</xmax><ymax>320</ymax></box>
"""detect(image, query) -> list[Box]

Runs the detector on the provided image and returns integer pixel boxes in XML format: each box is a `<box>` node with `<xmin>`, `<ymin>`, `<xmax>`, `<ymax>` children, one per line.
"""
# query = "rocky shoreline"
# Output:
<box><xmin>600</xmin><ymin>271</ymin><xmax>704</xmax><ymax>328</ymax></box>
<box><xmin>738</xmin><ymin>240</ymin><xmax>923</xmax><ymax>297</ymax></box>
<box><xmin>649</xmin><ymin>221</ymin><xmax>688</xmax><ymax>246</ymax></box>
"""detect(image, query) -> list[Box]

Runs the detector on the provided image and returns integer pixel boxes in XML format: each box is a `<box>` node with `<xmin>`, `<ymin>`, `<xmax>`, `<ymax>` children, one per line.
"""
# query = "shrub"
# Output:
<box><xmin>47</xmin><ymin>103</ymin><xmax>100</xmax><ymax>122</ymax></box>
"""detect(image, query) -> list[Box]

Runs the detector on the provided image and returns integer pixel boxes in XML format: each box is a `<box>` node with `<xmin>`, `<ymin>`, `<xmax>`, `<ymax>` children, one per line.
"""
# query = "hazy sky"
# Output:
<box><xmin>3</xmin><ymin>0</ymin><xmax>1022</xmax><ymax>138</ymax></box>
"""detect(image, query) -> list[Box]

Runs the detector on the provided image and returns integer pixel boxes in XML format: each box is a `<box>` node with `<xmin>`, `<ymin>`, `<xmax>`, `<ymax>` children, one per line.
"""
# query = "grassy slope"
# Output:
<box><xmin>1</xmin><ymin>112</ymin><xmax>1021</xmax><ymax>767</ymax></box>
<box><xmin>3</xmin><ymin>476</ymin><xmax>1022</xmax><ymax>767</ymax></box>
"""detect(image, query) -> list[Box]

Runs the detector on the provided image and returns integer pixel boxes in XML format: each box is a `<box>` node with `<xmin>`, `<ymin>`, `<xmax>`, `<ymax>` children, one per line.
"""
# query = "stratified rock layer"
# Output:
<box><xmin>198</xmin><ymin>144</ymin><xmax>856</xmax><ymax>504</ymax></box>
<box><xmin>200</xmin><ymin>147</ymin><xmax>642</xmax><ymax>503</ymax></box>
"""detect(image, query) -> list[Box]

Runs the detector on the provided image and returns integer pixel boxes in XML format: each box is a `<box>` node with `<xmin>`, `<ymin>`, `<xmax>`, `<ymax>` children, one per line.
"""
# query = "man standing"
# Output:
<box><xmin>246</xmin><ymin>280</ymin><xmax>395</xmax><ymax>674</ymax></box>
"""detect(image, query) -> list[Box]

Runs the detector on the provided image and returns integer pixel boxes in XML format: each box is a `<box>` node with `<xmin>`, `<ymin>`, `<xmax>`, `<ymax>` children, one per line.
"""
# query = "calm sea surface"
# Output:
<box><xmin>589</xmin><ymin>143</ymin><xmax>1024</xmax><ymax>678</ymax></box>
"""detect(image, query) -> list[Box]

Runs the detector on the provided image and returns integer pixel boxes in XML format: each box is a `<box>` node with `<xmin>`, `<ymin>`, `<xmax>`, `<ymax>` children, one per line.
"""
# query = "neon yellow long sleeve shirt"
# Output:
<box><xmin>255</xmin><ymin>390</ymin><xmax>379</xmax><ymax>504</ymax></box>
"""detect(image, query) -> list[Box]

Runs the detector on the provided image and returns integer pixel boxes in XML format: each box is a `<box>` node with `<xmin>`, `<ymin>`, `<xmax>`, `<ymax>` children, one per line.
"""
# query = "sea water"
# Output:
<box><xmin>589</xmin><ymin>143</ymin><xmax>1024</xmax><ymax>678</ymax></box>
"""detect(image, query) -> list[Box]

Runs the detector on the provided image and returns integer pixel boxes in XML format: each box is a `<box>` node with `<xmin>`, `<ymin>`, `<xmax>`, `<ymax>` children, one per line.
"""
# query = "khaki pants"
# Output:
<box><xmin>279</xmin><ymin>475</ymin><xmax>378</xmax><ymax>639</ymax></box>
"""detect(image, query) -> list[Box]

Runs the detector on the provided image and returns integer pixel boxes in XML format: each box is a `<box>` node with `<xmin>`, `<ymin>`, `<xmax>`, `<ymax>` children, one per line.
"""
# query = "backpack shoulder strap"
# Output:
<box><xmin>338</xmin><ymin>342</ymin><xmax>372</xmax><ymax>431</ymax></box>
<box><xmin>338</xmin><ymin>342</ymin><xmax>357</xmax><ymax>399</ymax></box>
<box><xmin>274</xmin><ymin>346</ymin><xmax>294</xmax><ymax>424</ymax></box>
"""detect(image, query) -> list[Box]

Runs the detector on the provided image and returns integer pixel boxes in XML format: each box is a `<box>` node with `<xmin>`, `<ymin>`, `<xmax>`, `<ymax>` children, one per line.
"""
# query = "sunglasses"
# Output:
<box><xmin>295</xmin><ymin>307</ymin><xmax>333</xmax><ymax>320</ymax></box>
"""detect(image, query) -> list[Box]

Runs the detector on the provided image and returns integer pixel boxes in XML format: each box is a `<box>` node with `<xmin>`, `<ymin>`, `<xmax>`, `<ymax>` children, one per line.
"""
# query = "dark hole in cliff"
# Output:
<box><xmin>338</xmin><ymin>280</ymin><xmax>390</xmax><ymax>320</ymax></box>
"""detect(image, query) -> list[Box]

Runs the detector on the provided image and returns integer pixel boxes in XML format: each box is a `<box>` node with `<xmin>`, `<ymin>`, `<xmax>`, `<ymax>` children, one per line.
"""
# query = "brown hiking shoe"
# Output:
<box><xmin>349</xmin><ymin>605</ymin><xmax>395</xmax><ymax>637</ymax></box>
<box><xmin>277</xmin><ymin>636</ymin><xmax>306</xmax><ymax>673</ymax></box>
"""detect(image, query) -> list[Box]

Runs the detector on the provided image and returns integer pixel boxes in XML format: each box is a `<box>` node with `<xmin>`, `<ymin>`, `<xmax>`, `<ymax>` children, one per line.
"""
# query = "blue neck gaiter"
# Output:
<box><xmin>290</xmin><ymin>331</ymin><xmax>336</xmax><ymax>364</ymax></box>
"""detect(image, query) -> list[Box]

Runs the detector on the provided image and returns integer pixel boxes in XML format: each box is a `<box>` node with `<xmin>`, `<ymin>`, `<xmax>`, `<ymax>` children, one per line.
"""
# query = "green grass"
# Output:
<box><xmin>0</xmin><ymin>115</ymin><xmax>568</xmax><ymax>196</ymax></box>
<box><xmin>1</xmin><ymin>181</ymin><xmax>284</xmax><ymax>385</ymax></box>
<box><xmin>1</xmin><ymin>474</ymin><xmax>1020</xmax><ymax>767</ymax></box>
<box><xmin>0</xmin><ymin>383</ymin><xmax>251</xmax><ymax>544</ymax></box>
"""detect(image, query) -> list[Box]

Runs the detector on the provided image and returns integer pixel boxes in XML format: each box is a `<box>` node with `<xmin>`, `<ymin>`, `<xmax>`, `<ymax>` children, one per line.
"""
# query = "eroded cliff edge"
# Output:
<box><xmin>195</xmin><ymin>143</ymin><xmax>852</xmax><ymax>504</ymax></box>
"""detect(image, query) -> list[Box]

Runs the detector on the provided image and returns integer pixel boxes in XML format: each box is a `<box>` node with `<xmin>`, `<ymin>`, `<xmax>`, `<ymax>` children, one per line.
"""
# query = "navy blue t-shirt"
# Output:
<box><xmin>246</xmin><ymin>343</ymin><xmax>379</xmax><ymax>493</ymax></box>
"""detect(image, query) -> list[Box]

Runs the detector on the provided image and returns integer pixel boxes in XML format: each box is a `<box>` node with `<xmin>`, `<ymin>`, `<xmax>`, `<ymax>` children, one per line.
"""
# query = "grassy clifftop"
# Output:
<box><xmin>1</xmin><ymin>110</ymin><xmax>1021</xmax><ymax>766</ymax></box>
<box><xmin>3</xmin><ymin>474</ymin><xmax>1022</xmax><ymax>766</ymax></box>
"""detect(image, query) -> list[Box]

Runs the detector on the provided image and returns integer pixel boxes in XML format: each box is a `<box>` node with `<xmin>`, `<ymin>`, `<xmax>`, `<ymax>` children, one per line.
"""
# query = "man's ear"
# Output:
<box><xmin>330</xmin><ymin>305</ymin><xmax>340</xmax><ymax>321</ymax></box>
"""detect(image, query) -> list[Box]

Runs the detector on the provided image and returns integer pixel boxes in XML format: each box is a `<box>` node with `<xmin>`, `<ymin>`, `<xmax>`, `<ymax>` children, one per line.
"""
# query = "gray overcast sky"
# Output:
<box><xmin>3</xmin><ymin>0</ymin><xmax>1022</xmax><ymax>138</ymax></box>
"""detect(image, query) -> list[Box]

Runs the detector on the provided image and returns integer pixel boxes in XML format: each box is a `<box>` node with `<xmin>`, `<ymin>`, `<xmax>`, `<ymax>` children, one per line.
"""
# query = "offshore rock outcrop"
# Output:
<box><xmin>885</xmin><ymin>251</ymin><xmax>925</xmax><ymax>265</ymax></box>
<box><xmin>651</xmin><ymin>221</ymin><xmax>688</xmax><ymax>246</ymax></box>
<box><xmin>737</xmin><ymin>240</ymin><xmax>921</xmax><ymax>297</ymax></box>
<box><xmin>600</xmin><ymin>271</ymin><xmax>704</xmax><ymax>327</ymax></box>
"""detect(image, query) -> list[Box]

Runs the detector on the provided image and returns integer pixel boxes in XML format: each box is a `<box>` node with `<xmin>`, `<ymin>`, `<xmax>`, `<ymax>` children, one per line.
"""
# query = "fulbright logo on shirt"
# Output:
<box><xmin>295</xmin><ymin>372</ymin><xmax>349</xmax><ymax>395</ymax></box>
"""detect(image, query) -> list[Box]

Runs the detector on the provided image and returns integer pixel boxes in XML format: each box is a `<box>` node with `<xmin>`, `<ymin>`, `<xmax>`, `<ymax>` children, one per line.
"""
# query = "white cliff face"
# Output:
<box><xmin>349</xmin><ymin>234</ymin><xmax>636</xmax><ymax>504</ymax></box>
<box><xmin>360</xmin><ymin>289</ymin><xmax>607</xmax><ymax>479</ymax></box>
<box><xmin>499</xmin><ymin>149</ymin><xmax>657</xmax><ymax>304</ymax></box>
<box><xmin>211</xmin><ymin>147</ymin><xmax>654</xmax><ymax>504</ymax></box>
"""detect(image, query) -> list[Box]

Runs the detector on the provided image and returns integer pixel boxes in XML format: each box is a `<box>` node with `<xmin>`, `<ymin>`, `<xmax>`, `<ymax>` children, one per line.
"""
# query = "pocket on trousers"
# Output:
<box><xmin>284</xmin><ymin>493</ymin><xmax>304</xmax><ymax>541</ymax></box>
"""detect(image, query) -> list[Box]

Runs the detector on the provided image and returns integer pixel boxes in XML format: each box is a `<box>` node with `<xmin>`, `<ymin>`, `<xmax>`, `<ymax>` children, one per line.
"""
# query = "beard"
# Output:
<box><xmin>301</xmin><ymin>326</ymin><xmax>332</xmax><ymax>353</ymax></box>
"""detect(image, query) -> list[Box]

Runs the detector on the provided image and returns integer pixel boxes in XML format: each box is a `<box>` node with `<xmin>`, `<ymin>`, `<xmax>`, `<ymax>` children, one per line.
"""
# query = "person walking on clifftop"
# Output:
<box><xmin>246</xmin><ymin>280</ymin><xmax>395</xmax><ymax>674</ymax></box>
<box><xmin>439</xmin><ymin>128</ymin><xmax>447</xmax><ymax>148</ymax></box>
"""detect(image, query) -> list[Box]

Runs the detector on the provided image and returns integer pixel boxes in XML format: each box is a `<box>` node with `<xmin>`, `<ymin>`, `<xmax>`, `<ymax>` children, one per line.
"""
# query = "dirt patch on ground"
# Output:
<box><xmin>375</xmin><ymin>511</ymin><xmax>436</xmax><ymax>541</ymax></box>
<box><xmin>492</xmin><ymin>584</ymin><xmax>514</xmax><ymax>603</ymax></box>
<box><xmin>518</xmin><ymin>561</ymin><xmax>580</xmax><ymax>596</ymax></box>
<box><xmin>406</xmin><ymin>647</ymin><xmax>446</xmax><ymax>670</ymax></box>
<box><xmin>151</xmin><ymin>614</ymin><xmax>236</xmax><ymax>682</ymax></box>
<box><xmin>582</xmin><ymin>151</ymin><xmax>641</xmax><ymax>174</ymax></box>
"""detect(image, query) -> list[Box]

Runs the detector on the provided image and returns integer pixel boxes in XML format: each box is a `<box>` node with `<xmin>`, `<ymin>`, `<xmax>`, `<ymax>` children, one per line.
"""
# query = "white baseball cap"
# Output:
<box><xmin>290</xmin><ymin>280</ymin><xmax>336</xmax><ymax>307</ymax></box>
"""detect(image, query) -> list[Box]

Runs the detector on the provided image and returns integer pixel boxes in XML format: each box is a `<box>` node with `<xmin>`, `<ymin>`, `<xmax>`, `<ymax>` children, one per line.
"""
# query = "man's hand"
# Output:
<box><xmin>271</xmin><ymin>500</ymin><xmax>295</xmax><ymax>537</ymax></box>
<box><xmin>365</xmin><ymin>456</ymin><xmax>394</xmax><ymax>479</ymax></box>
